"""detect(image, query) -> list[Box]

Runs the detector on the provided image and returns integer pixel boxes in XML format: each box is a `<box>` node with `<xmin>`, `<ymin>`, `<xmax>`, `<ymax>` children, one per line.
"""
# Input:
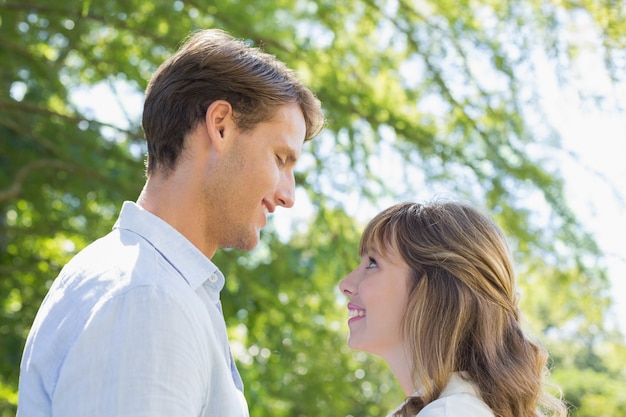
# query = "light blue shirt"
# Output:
<box><xmin>18</xmin><ymin>201</ymin><xmax>249</xmax><ymax>417</ymax></box>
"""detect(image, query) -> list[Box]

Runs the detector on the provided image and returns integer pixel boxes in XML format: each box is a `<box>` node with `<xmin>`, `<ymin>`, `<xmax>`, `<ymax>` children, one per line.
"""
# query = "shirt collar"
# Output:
<box><xmin>438</xmin><ymin>372</ymin><xmax>479</xmax><ymax>398</ymax></box>
<box><xmin>409</xmin><ymin>372</ymin><xmax>480</xmax><ymax>399</ymax></box>
<box><xmin>113</xmin><ymin>201</ymin><xmax>225</xmax><ymax>293</ymax></box>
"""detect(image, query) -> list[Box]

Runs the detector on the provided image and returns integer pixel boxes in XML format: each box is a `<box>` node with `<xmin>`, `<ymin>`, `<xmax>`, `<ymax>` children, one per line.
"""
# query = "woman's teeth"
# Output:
<box><xmin>348</xmin><ymin>309</ymin><xmax>365</xmax><ymax>317</ymax></box>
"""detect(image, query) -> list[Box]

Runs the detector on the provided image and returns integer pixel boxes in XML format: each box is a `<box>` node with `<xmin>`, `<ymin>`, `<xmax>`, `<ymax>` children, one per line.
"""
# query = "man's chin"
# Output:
<box><xmin>230</xmin><ymin>232</ymin><xmax>260</xmax><ymax>252</ymax></box>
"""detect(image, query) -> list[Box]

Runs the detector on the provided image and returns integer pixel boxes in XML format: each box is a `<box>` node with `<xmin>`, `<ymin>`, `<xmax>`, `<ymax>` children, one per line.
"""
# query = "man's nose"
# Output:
<box><xmin>275</xmin><ymin>171</ymin><xmax>295</xmax><ymax>208</ymax></box>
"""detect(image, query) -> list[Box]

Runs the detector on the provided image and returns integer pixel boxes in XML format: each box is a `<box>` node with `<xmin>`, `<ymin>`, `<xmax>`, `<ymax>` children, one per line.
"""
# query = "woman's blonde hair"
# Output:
<box><xmin>359</xmin><ymin>201</ymin><xmax>567</xmax><ymax>417</ymax></box>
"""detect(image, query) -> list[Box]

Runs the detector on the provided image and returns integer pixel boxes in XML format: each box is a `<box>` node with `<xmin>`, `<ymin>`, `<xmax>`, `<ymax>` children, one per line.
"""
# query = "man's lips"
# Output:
<box><xmin>260</xmin><ymin>201</ymin><xmax>273</xmax><ymax>228</ymax></box>
<box><xmin>262</xmin><ymin>200</ymin><xmax>275</xmax><ymax>214</ymax></box>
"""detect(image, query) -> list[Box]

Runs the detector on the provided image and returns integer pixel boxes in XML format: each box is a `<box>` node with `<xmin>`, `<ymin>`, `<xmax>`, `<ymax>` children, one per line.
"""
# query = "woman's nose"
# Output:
<box><xmin>339</xmin><ymin>269</ymin><xmax>357</xmax><ymax>296</ymax></box>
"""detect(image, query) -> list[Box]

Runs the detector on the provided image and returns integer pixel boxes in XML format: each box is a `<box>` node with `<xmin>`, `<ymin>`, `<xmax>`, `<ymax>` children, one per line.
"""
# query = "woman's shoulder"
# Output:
<box><xmin>387</xmin><ymin>374</ymin><xmax>494</xmax><ymax>417</ymax></box>
<box><xmin>417</xmin><ymin>394</ymin><xmax>494</xmax><ymax>417</ymax></box>
<box><xmin>417</xmin><ymin>374</ymin><xmax>494</xmax><ymax>417</ymax></box>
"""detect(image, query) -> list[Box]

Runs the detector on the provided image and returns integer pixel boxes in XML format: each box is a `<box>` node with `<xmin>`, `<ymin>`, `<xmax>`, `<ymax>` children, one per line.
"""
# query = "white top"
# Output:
<box><xmin>387</xmin><ymin>373</ymin><xmax>494</xmax><ymax>417</ymax></box>
<box><xmin>18</xmin><ymin>201</ymin><xmax>249</xmax><ymax>417</ymax></box>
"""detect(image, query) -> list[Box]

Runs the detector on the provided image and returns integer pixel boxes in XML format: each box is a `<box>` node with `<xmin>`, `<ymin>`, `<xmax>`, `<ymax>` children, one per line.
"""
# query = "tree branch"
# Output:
<box><xmin>0</xmin><ymin>99</ymin><xmax>143</xmax><ymax>139</ymax></box>
<box><xmin>0</xmin><ymin>159</ymin><xmax>70</xmax><ymax>203</ymax></box>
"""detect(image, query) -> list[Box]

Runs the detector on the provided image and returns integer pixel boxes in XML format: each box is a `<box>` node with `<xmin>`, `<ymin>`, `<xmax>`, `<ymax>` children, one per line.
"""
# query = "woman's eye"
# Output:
<box><xmin>276</xmin><ymin>155</ymin><xmax>285</xmax><ymax>166</ymax></box>
<box><xmin>365</xmin><ymin>257</ymin><xmax>377</xmax><ymax>269</ymax></box>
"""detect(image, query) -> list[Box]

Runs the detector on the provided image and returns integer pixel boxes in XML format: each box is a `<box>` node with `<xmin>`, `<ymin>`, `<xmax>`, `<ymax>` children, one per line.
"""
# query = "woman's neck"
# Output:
<box><xmin>382</xmin><ymin>347</ymin><xmax>416</xmax><ymax>396</ymax></box>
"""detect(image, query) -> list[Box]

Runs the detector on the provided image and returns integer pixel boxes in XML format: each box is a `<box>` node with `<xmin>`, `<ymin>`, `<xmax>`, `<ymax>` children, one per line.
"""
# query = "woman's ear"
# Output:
<box><xmin>205</xmin><ymin>100</ymin><xmax>234</xmax><ymax>151</ymax></box>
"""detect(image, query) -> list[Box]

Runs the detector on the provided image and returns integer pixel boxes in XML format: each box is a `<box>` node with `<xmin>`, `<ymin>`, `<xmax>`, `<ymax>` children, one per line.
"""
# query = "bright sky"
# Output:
<box><xmin>534</xmin><ymin>20</ymin><xmax>626</xmax><ymax>336</ymax></box>
<box><xmin>545</xmin><ymin>92</ymin><xmax>626</xmax><ymax>336</ymax></box>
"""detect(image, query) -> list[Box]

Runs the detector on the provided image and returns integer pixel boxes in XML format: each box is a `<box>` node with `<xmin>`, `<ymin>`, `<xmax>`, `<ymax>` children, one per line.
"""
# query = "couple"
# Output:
<box><xmin>17</xmin><ymin>29</ymin><xmax>567</xmax><ymax>417</ymax></box>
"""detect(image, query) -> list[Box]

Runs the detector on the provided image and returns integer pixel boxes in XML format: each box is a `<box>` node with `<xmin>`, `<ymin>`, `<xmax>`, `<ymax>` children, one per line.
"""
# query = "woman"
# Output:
<box><xmin>339</xmin><ymin>201</ymin><xmax>567</xmax><ymax>417</ymax></box>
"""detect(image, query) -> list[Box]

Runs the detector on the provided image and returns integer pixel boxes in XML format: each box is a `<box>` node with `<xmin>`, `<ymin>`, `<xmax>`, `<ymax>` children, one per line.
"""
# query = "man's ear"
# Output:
<box><xmin>205</xmin><ymin>100</ymin><xmax>234</xmax><ymax>151</ymax></box>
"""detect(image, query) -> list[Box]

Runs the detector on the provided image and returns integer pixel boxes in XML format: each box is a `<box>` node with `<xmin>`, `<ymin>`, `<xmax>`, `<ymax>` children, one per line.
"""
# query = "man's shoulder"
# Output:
<box><xmin>63</xmin><ymin>228</ymin><xmax>155</xmax><ymax>282</ymax></box>
<box><xmin>54</xmin><ymin>227</ymin><xmax>190</xmax><ymax>308</ymax></box>
<box><xmin>36</xmin><ymin>227</ymin><xmax>201</xmax><ymax>342</ymax></box>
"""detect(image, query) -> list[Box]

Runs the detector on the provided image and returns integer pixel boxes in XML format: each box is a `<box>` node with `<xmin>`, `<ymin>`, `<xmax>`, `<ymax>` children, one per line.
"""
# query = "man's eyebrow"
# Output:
<box><xmin>280</xmin><ymin>146</ymin><xmax>299</xmax><ymax>163</ymax></box>
<box><xmin>286</xmin><ymin>152</ymin><xmax>298</xmax><ymax>163</ymax></box>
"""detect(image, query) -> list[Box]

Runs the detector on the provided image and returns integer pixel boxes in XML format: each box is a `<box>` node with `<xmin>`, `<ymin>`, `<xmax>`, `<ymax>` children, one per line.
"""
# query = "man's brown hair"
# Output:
<box><xmin>142</xmin><ymin>29</ymin><xmax>324</xmax><ymax>175</ymax></box>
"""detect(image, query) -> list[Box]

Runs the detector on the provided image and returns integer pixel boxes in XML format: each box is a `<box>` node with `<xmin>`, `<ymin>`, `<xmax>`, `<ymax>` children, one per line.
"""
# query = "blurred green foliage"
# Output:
<box><xmin>1</xmin><ymin>0</ymin><xmax>625</xmax><ymax>416</ymax></box>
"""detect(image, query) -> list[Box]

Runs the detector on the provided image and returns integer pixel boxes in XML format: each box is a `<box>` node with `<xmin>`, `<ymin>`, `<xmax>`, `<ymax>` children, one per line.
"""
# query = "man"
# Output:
<box><xmin>17</xmin><ymin>29</ymin><xmax>324</xmax><ymax>417</ymax></box>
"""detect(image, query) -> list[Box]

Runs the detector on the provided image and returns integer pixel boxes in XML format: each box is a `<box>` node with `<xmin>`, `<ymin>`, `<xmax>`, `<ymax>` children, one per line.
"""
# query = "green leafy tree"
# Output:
<box><xmin>1</xmin><ymin>0</ymin><xmax>624</xmax><ymax>416</ymax></box>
